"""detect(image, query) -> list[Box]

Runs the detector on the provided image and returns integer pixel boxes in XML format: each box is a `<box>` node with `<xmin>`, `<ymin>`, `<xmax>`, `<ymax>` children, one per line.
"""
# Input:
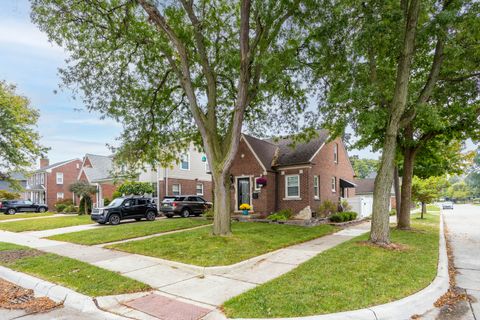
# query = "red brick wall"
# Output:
<box><xmin>159</xmin><ymin>178</ymin><xmax>212</xmax><ymax>202</ymax></box>
<box><xmin>276</xmin><ymin>167</ymin><xmax>312</xmax><ymax>214</ymax></box>
<box><xmin>46</xmin><ymin>160</ymin><xmax>82</xmax><ymax>207</ymax></box>
<box><xmin>100</xmin><ymin>183</ymin><xmax>117</xmax><ymax>202</ymax></box>
<box><xmin>309</xmin><ymin>137</ymin><xmax>356</xmax><ymax>212</ymax></box>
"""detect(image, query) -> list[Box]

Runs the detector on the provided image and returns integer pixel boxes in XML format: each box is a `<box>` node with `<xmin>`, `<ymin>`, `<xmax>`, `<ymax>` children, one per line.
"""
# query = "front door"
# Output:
<box><xmin>237</xmin><ymin>177</ymin><xmax>251</xmax><ymax>210</ymax></box>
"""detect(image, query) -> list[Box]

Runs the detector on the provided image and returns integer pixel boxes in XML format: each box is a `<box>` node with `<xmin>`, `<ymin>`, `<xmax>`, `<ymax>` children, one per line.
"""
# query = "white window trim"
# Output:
<box><xmin>314</xmin><ymin>175</ymin><xmax>319</xmax><ymax>199</ymax></box>
<box><xmin>172</xmin><ymin>183</ymin><xmax>181</xmax><ymax>195</ymax></box>
<box><xmin>331</xmin><ymin>176</ymin><xmax>337</xmax><ymax>193</ymax></box>
<box><xmin>56</xmin><ymin>172</ymin><xmax>64</xmax><ymax>184</ymax></box>
<box><xmin>334</xmin><ymin>143</ymin><xmax>339</xmax><ymax>164</ymax></box>
<box><xmin>56</xmin><ymin>192</ymin><xmax>64</xmax><ymax>200</ymax></box>
<box><xmin>285</xmin><ymin>174</ymin><xmax>301</xmax><ymax>199</ymax></box>
<box><xmin>196</xmin><ymin>183</ymin><xmax>204</xmax><ymax>196</ymax></box>
<box><xmin>180</xmin><ymin>153</ymin><xmax>190</xmax><ymax>170</ymax></box>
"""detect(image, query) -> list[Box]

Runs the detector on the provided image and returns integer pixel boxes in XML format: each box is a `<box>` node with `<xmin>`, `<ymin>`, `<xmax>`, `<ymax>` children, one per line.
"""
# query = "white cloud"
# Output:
<box><xmin>64</xmin><ymin>118</ymin><xmax>122</xmax><ymax>127</ymax></box>
<box><xmin>0</xmin><ymin>19</ymin><xmax>64</xmax><ymax>55</ymax></box>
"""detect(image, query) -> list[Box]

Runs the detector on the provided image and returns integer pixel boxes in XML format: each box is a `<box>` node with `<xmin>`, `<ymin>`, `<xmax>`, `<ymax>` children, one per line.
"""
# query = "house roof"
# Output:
<box><xmin>34</xmin><ymin>159</ymin><xmax>80</xmax><ymax>173</ymax></box>
<box><xmin>355</xmin><ymin>177</ymin><xmax>395</xmax><ymax>195</ymax></box>
<box><xmin>243</xmin><ymin>129</ymin><xmax>330</xmax><ymax>169</ymax></box>
<box><xmin>81</xmin><ymin>154</ymin><xmax>114</xmax><ymax>182</ymax></box>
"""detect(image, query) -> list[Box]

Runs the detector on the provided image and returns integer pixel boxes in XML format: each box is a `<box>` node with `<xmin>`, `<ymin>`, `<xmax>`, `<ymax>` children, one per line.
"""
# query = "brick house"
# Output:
<box><xmin>229</xmin><ymin>130</ymin><xmax>356</xmax><ymax>216</ymax></box>
<box><xmin>26</xmin><ymin>158</ymin><xmax>82</xmax><ymax>207</ymax></box>
<box><xmin>157</xmin><ymin>144</ymin><xmax>213</xmax><ymax>202</ymax></box>
<box><xmin>78</xmin><ymin>154</ymin><xmax>118</xmax><ymax>208</ymax></box>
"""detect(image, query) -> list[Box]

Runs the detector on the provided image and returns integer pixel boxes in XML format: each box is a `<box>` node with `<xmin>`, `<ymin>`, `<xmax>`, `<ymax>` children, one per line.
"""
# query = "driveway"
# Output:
<box><xmin>441</xmin><ymin>204</ymin><xmax>480</xmax><ymax>319</ymax></box>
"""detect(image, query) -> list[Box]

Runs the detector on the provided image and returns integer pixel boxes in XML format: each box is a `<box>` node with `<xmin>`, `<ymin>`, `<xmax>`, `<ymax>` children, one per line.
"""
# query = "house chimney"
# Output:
<box><xmin>40</xmin><ymin>158</ymin><xmax>49</xmax><ymax>168</ymax></box>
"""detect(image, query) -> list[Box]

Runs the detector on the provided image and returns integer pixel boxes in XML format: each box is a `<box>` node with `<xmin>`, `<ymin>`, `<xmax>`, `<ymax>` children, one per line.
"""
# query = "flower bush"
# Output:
<box><xmin>239</xmin><ymin>203</ymin><xmax>251</xmax><ymax>210</ymax></box>
<box><xmin>256</xmin><ymin>177</ymin><xmax>267</xmax><ymax>186</ymax></box>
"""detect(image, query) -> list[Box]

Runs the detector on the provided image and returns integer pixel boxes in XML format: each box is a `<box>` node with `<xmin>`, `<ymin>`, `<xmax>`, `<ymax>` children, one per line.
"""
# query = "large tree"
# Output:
<box><xmin>31</xmin><ymin>0</ymin><xmax>314</xmax><ymax>235</ymax></box>
<box><xmin>0</xmin><ymin>81</ymin><xmax>47</xmax><ymax>188</ymax></box>
<box><xmin>466</xmin><ymin>148</ymin><xmax>480</xmax><ymax>197</ymax></box>
<box><xmin>411</xmin><ymin>175</ymin><xmax>446</xmax><ymax>219</ymax></box>
<box><xmin>308</xmin><ymin>0</ymin><xmax>479</xmax><ymax>244</ymax></box>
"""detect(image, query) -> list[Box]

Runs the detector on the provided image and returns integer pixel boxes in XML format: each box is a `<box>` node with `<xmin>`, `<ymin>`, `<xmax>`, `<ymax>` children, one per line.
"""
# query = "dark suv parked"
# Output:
<box><xmin>91</xmin><ymin>196</ymin><xmax>158</xmax><ymax>225</ymax></box>
<box><xmin>160</xmin><ymin>195</ymin><xmax>211</xmax><ymax>218</ymax></box>
<box><xmin>0</xmin><ymin>200</ymin><xmax>48</xmax><ymax>215</ymax></box>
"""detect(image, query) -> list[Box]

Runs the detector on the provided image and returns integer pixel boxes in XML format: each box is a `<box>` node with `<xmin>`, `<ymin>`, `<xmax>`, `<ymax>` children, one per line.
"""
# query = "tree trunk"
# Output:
<box><xmin>211</xmin><ymin>171</ymin><xmax>232</xmax><ymax>236</ymax></box>
<box><xmin>398</xmin><ymin>146</ymin><xmax>416</xmax><ymax>229</ymax></box>
<box><xmin>394</xmin><ymin>165</ymin><xmax>401</xmax><ymax>222</ymax></box>
<box><xmin>369</xmin><ymin>0</ymin><xmax>420</xmax><ymax>245</ymax></box>
<box><xmin>421</xmin><ymin>202</ymin><xmax>426</xmax><ymax>219</ymax></box>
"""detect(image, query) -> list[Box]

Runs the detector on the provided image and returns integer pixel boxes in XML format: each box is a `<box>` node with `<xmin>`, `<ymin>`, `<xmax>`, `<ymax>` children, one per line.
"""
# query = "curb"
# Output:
<box><xmin>209</xmin><ymin>213</ymin><xmax>448</xmax><ymax>320</ymax></box>
<box><xmin>0</xmin><ymin>266</ymin><xmax>125</xmax><ymax>319</ymax></box>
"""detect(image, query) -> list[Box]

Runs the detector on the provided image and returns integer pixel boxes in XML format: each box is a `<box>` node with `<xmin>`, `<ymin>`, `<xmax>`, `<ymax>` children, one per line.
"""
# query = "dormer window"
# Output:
<box><xmin>180</xmin><ymin>153</ymin><xmax>190</xmax><ymax>170</ymax></box>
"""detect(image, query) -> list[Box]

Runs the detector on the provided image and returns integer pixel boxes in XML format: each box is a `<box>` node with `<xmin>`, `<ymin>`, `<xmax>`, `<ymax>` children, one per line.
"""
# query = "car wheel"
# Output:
<box><xmin>7</xmin><ymin>208</ymin><xmax>16</xmax><ymax>215</ymax></box>
<box><xmin>98</xmin><ymin>221</ymin><xmax>106</xmax><ymax>225</ymax></box>
<box><xmin>108</xmin><ymin>214</ymin><xmax>121</xmax><ymax>225</ymax></box>
<box><xmin>38</xmin><ymin>207</ymin><xmax>46</xmax><ymax>213</ymax></box>
<box><xmin>181</xmin><ymin>208</ymin><xmax>190</xmax><ymax>218</ymax></box>
<box><xmin>146</xmin><ymin>211</ymin><xmax>156</xmax><ymax>221</ymax></box>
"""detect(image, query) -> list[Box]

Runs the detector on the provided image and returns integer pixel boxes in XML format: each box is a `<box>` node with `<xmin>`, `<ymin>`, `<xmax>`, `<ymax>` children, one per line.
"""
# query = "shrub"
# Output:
<box><xmin>56</xmin><ymin>199</ymin><xmax>73</xmax><ymax>206</ymax></box>
<box><xmin>103</xmin><ymin>198</ymin><xmax>111</xmax><ymax>206</ymax></box>
<box><xmin>389</xmin><ymin>209</ymin><xmax>397</xmax><ymax>216</ymax></box>
<box><xmin>0</xmin><ymin>190</ymin><xmax>20</xmax><ymax>200</ymax></box>
<box><xmin>112</xmin><ymin>190</ymin><xmax>122</xmax><ymax>199</ymax></box>
<box><xmin>329</xmin><ymin>211</ymin><xmax>357</xmax><ymax>223</ymax></box>
<box><xmin>63</xmin><ymin>205</ymin><xmax>78</xmax><ymax>213</ymax></box>
<box><xmin>55</xmin><ymin>204</ymin><xmax>67</xmax><ymax>212</ymax></box>
<box><xmin>203</xmin><ymin>208</ymin><xmax>214</xmax><ymax>219</ymax></box>
<box><xmin>267</xmin><ymin>209</ymin><xmax>293</xmax><ymax>222</ymax></box>
<box><xmin>318</xmin><ymin>200</ymin><xmax>337</xmax><ymax>217</ymax></box>
<box><xmin>340</xmin><ymin>199</ymin><xmax>352</xmax><ymax>212</ymax></box>
<box><xmin>79</xmin><ymin>196</ymin><xmax>93</xmax><ymax>215</ymax></box>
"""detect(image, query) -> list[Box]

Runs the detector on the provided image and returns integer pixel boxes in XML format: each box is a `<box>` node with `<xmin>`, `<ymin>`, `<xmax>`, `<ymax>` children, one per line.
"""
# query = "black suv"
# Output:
<box><xmin>160</xmin><ymin>195</ymin><xmax>211</xmax><ymax>218</ymax></box>
<box><xmin>91</xmin><ymin>196</ymin><xmax>158</xmax><ymax>225</ymax></box>
<box><xmin>0</xmin><ymin>200</ymin><xmax>48</xmax><ymax>215</ymax></box>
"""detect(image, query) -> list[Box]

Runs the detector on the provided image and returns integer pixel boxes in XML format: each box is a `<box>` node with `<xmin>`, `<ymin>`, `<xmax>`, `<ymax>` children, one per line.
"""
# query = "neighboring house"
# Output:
<box><xmin>25</xmin><ymin>158</ymin><xmax>82</xmax><ymax>206</ymax></box>
<box><xmin>157</xmin><ymin>144</ymin><xmax>213</xmax><ymax>201</ymax></box>
<box><xmin>0</xmin><ymin>173</ymin><xmax>27</xmax><ymax>199</ymax></box>
<box><xmin>229</xmin><ymin>130</ymin><xmax>356</xmax><ymax>216</ymax></box>
<box><xmin>349</xmin><ymin>176</ymin><xmax>397</xmax><ymax>218</ymax></box>
<box><xmin>78</xmin><ymin>154</ymin><xmax>118</xmax><ymax>208</ymax></box>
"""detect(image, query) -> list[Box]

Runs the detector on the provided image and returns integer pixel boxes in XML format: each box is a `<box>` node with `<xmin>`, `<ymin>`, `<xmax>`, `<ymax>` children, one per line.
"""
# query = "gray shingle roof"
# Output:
<box><xmin>82</xmin><ymin>154</ymin><xmax>114</xmax><ymax>182</ymax></box>
<box><xmin>243</xmin><ymin>129</ymin><xmax>330</xmax><ymax>169</ymax></box>
<box><xmin>354</xmin><ymin>178</ymin><xmax>375</xmax><ymax>194</ymax></box>
<box><xmin>34</xmin><ymin>159</ymin><xmax>78</xmax><ymax>172</ymax></box>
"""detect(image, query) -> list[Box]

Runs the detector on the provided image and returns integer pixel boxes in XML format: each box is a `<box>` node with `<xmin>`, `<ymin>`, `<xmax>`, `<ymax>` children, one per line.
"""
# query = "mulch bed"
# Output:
<box><xmin>0</xmin><ymin>278</ymin><xmax>60</xmax><ymax>313</ymax></box>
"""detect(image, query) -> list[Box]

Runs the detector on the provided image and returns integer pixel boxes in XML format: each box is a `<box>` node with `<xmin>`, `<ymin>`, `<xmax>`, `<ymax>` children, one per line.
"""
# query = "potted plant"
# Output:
<box><xmin>239</xmin><ymin>203</ymin><xmax>251</xmax><ymax>215</ymax></box>
<box><xmin>256</xmin><ymin>177</ymin><xmax>267</xmax><ymax>188</ymax></box>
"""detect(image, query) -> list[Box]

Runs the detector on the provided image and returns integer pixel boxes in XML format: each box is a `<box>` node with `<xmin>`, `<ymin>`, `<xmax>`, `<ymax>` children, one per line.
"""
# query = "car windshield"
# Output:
<box><xmin>107</xmin><ymin>198</ymin><xmax>124</xmax><ymax>207</ymax></box>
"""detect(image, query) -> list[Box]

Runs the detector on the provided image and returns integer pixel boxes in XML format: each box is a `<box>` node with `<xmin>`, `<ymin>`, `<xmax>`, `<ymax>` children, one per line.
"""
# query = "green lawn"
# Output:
<box><xmin>223</xmin><ymin>213</ymin><xmax>440</xmax><ymax>318</ymax></box>
<box><xmin>48</xmin><ymin>218</ymin><xmax>212</xmax><ymax>245</ymax></box>
<box><xmin>0</xmin><ymin>215</ymin><xmax>93</xmax><ymax>232</ymax></box>
<box><xmin>109</xmin><ymin>222</ymin><xmax>337</xmax><ymax>267</ymax></box>
<box><xmin>0</xmin><ymin>212</ymin><xmax>54</xmax><ymax>221</ymax></box>
<box><xmin>0</xmin><ymin>242</ymin><xmax>150</xmax><ymax>296</ymax></box>
<box><xmin>426</xmin><ymin>204</ymin><xmax>440</xmax><ymax>211</ymax></box>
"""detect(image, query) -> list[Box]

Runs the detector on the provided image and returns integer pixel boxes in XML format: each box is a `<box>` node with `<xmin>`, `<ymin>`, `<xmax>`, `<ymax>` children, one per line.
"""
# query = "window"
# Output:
<box><xmin>196</xmin><ymin>183</ymin><xmax>204</xmax><ymax>195</ymax></box>
<box><xmin>285</xmin><ymin>175</ymin><xmax>300</xmax><ymax>198</ymax></box>
<box><xmin>334</xmin><ymin>143</ymin><xmax>338</xmax><ymax>163</ymax></box>
<box><xmin>172</xmin><ymin>184</ymin><xmax>181</xmax><ymax>196</ymax></box>
<box><xmin>56</xmin><ymin>192</ymin><xmax>64</xmax><ymax>200</ymax></box>
<box><xmin>313</xmin><ymin>175</ymin><xmax>319</xmax><ymax>199</ymax></box>
<box><xmin>56</xmin><ymin>172</ymin><xmax>63</xmax><ymax>184</ymax></box>
<box><xmin>180</xmin><ymin>153</ymin><xmax>190</xmax><ymax>170</ymax></box>
<box><xmin>151</xmin><ymin>182</ymin><xmax>158</xmax><ymax>198</ymax></box>
<box><xmin>205</xmin><ymin>161</ymin><xmax>210</xmax><ymax>173</ymax></box>
<box><xmin>331</xmin><ymin>176</ymin><xmax>337</xmax><ymax>192</ymax></box>
<box><xmin>40</xmin><ymin>173</ymin><xmax>44</xmax><ymax>184</ymax></box>
<box><xmin>76</xmin><ymin>163</ymin><xmax>80</xmax><ymax>169</ymax></box>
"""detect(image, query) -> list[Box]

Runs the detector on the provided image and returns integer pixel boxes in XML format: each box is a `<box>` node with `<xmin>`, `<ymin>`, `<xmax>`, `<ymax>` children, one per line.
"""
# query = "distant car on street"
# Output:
<box><xmin>160</xmin><ymin>195</ymin><xmax>211</xmax><ymax>218</ymax></box>
<box><xmin>91</xmin><ymin>196</ymin><xmax>158</xmax><ymax>225</ymax></box>
<box><xmin>442</xmin><ymin>201</ymin><xmax>454</xmax><ymax>210</ymax></box>
<box><xmin>0</xmin><ymin>200</ymin><xmax>48</xmax><ymax>214</ymax></box>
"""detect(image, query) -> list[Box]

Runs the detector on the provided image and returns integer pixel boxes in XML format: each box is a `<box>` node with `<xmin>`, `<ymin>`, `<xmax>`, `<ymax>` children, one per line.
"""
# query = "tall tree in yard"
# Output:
<box><xmin>0</xmin><ymin>81</ymin><xmax>47</xmax><ymax>187</ymax></box>
<box><xmin>411</xmin><ymin>176</ymin><xmax>446</xmax><ymax>219</ymax></box>
<box><xmin>31</xmin><ymin>0</ymin><xmax>313</xmax><ymax>235</ymax></box>
<box><xmin>309</xmin><ymin>0</ymin><xmax>479</xmax><ymax>244</ymax></box>
<box><xmin>69</xmin><ymin>181</ymin><xmax>97</xmax><ymax>215</ymax></box>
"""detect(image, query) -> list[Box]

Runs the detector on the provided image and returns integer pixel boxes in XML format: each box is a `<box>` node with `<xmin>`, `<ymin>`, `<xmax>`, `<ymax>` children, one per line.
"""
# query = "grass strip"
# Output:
<box><xmin>108</xmin><ymin>222</ymin><xmax>337</xmax><ymax>267</ymax></box>
<box><xmin>0</xmin><ymin>242</ymin><xmax>150</xmax><ymax>296</ymax></box>
<box><xmin>223</xmin><ymin>213</ymin><xmax>440</xmax><ymax>318</ymax></box>
<box><xmin>0</xmin><ymin>215</ymin><xmax>93</xmax><ymax>232</ymax></box>
<box><xmin>0</xmin><ymin>212</ymin><xmax>54</xmax><ymax>221</ymax></box>
<box><xmin>48</xmin><ymin>218</ymin><xmax>211</xmax><ymax>245</ymax></box>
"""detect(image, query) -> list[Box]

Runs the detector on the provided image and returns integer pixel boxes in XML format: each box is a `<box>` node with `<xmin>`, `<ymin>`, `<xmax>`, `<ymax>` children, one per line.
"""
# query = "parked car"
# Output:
<box><xmin>442</xmin><ymin>201</ymin><xmax>454</xmax><ymax>210</ymax></box>
<box><xmin>0</xmin><ymin>200</ymin><xmax>48</xmax><ymax>215</ymax></box>
<box><xmin>160</xmin><ymin>195</ymin><xmax>211</xmax><ymax>218</ymax></box>
<box><xmin>91</xmin><ymin>196</ymin><xmax>158</xmax><ymax>225</ymax></box>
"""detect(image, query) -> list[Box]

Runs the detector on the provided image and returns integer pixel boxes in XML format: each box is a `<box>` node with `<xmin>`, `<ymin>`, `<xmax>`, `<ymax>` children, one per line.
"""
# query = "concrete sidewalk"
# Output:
<box><xmin>0</xmin><ymin>213</ymin><xmax>72</xmax><ymax>223</ymax></box>
<box><xmin>0</xmin><ymin>221</ymin><xmax>371</xmax><ymax>307</ymax></box>
<box><xmin>23</xmin><ymin>223</ymin><xmax>101</xmax><ymax>238</ymax></box>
